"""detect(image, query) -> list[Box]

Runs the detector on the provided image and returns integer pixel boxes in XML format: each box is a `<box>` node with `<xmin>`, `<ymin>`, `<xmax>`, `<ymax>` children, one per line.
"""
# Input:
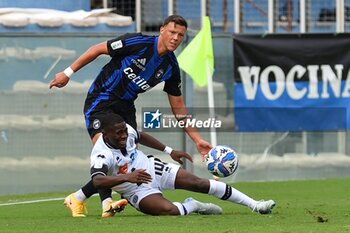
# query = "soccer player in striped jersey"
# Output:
<box><xmin>49</xmin><ymin>15</ymin><xmax>213</xmax><ymax>217</ymax></box>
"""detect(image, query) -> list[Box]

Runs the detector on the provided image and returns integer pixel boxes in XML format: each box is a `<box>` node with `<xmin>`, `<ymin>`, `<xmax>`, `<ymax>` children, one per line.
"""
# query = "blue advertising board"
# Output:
<box><xmin>233</xmin><ymin>34</ymin><xmax>350</xmax><ymax>131</ymax></box>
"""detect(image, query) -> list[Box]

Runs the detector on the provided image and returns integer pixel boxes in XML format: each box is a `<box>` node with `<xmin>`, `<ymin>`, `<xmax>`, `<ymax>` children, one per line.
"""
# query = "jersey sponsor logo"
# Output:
<box><xmin>129</xmin><ymin>151</ymin><xmax>137</xmax><ymax>163</ymax></box>
<box><xmin>137</xmin><ymin>58</ymin><xmax>147</xmax><ymax>66</ymax></box>
<box><xmin>123</xmin><ymin>67</ymin><xmax>151</xmax><ymax>90</ymax></box>
<box><xmin>93</xmin><ymin>119</ymin><xmax>101</xmax><ymax>129</ymax></box>
<box><xmin>155</xmin><ymin>69</ymin><xmax>164</xmax><ymax>79</ymax></box>
<box><xmin>111</xmin><ymin>40</ymin><xmax>123</xmax><ymax>50</ymax></box>
<box><xmin>131</xmin><ymin>58</ymin><xmax>146</xmax><ymax>71</ymax></box>
<box><xmin>117</xmin><ymin>163</ymin><xmax>128</xmax><ymax>174</ymax></box>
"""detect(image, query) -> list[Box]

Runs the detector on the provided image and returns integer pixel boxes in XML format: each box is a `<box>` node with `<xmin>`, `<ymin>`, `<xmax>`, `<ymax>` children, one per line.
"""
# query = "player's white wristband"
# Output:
<box><xmin>163</xmin><ymin>146</ymin><xmax>173</xmax><ymax>155</ymax></box>
<box><xmin>63</xmin><ymin>67</ymin><xmax>74</xmax><ymax>78</ymax></box>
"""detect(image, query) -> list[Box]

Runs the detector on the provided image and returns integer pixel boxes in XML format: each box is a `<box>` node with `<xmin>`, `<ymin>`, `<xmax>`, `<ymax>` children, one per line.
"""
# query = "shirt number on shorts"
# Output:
<box><xmin>154</xmin><ymin>160</ymin><xmax>165</xmax><ymax>176</ymax></box>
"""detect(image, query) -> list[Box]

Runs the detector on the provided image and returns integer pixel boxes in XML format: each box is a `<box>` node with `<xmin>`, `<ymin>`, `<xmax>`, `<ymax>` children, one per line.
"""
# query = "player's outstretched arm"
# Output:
<box><xmin>167</xmin><ymin>94</ymin><xmax>213</xmax><ymax>159</ymax></box>
<box><xmin>138</xmin><ymin>131</ymin><xmax>192</xmax><ymax>164</ymax></box>
<box><xmin>92</xmin><ymin>169</ymin><xmax>152</xmax><ymax>189</ymax></box>
<box><xmin>138</xmin><ymin>131</ymin><xmax>168</xmax><ymax>151</ymax></box>
<box><xmin>49</xmin><ymin>42</ymin><xmax>108</xmax><ymax>89</ymax></box>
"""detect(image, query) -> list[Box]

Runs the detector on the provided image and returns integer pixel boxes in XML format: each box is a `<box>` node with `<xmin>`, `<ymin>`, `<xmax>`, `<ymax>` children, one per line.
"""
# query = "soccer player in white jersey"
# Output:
<box><xmin>67</xmin><ymin>113</ymin><xmax>276</xmax><ymax>216</ymax></box>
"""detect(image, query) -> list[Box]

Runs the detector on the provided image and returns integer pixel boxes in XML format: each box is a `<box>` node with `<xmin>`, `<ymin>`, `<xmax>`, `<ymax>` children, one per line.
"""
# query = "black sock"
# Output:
<box><xmin>81</xmin><ymin>180</ymin><xmax>97</xmax><ymax>198</ymax></box>
<box><xmin>98</xmin><ymin>188</ymin><xmax>112</xmax><ymax>201</ymax></box>
<box><xmin>81</xmin><ymin>180</ymin><xmax>112</xmax><ymax>201</ymax></box>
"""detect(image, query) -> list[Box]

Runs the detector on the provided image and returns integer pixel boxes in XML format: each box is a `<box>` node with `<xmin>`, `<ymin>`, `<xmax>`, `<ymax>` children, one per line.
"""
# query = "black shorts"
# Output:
<box><xmin>84</xmin><ymin>97</ymin><xmax>137</xmax><ymax>138</ymax></box>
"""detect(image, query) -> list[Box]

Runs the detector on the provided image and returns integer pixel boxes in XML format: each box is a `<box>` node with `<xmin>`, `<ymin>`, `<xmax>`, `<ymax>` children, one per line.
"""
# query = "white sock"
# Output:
<box><xmin>102</xmin><ymin>197</ymin><xmax>113</xmax><ymax>209</ymax></box>
<box><xmin>208</xmin><ymin>179</ymin><xmax>257</xmax><ymax>210</ymax></box>
<box><xmin>74</xmin><ymin>189</ymin><xmax>87</xmax><ymax>202</ymax></box>
<box><xmin>173</xmin><ymin>202</ymin><xmax>186</xmax><ymax>215</ymax></box>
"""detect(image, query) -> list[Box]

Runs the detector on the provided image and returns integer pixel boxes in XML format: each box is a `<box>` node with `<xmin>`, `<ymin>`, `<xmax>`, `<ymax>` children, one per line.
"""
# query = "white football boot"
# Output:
<box><xmin>252</xmin><ymin>200</ymin><xmax>276</xmax><ymax>214</ymax></box>
<box><xmin>184</xmin><ymin>197</ymin><xmax>223</xmax><ymax>215</ymax></box>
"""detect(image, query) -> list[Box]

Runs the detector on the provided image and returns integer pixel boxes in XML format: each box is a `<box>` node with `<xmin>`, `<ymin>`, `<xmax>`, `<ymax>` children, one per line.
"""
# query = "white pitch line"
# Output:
<box><xmin>0</xmin><ymin>197</ymin><xmax>64</xmax><ymax>207</ymax></box>
<box><xmin>0</xmin><ymin>194</ymin><xmax>99</xmax><ymax>207</ymax></box>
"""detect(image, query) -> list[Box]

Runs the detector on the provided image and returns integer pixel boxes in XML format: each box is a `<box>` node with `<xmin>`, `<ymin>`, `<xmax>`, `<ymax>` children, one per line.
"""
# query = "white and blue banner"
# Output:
<box><xmin>233</xmin><ymin>34</ymin><xmax>350</xmax><ymax>131</ymax></box>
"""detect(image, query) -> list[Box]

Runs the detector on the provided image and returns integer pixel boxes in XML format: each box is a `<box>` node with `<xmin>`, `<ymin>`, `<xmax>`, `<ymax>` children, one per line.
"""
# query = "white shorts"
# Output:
<box><xmin>117</xmin><ymin>156</ymin><xmax>180</xmax><ymax>210</ymax></box>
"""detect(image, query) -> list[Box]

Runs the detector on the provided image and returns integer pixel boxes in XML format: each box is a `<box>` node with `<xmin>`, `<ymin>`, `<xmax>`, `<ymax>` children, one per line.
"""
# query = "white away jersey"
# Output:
<box><xmin>90</xmin><ymin>124</ymin><xmax>155</xmax><ymax>194</ymax></box>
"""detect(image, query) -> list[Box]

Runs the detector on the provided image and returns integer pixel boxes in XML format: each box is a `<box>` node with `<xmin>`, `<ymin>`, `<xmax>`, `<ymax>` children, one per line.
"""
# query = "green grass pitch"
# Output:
<box><xmin>0</xmin><ymin>179</ymin><xmax>349</xmax><ymax>233</ymax></box>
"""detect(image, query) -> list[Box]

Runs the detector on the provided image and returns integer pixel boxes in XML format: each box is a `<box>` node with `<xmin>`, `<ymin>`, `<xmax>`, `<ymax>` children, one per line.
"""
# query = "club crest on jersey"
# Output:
<box><xmin>155</xmin><ymin>69</ymin><xmax>164</xmax><ymax>79</ymax></box>
<box><xmin>111</xmin><ymin>40</ymin><xmax>123</xmax><ymax>50</ymax></box>
<box><xmin>93</xmin><ymin>119</ymin><xmax>101</xmax><ymax>129</ymax></box>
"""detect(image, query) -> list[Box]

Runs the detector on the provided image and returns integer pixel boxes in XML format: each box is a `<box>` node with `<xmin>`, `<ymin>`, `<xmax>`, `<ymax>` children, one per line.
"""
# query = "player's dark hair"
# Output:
<box><xmin>101</xmin><ymin>113</ymin><xmax>125</xmax><ymax>130</ymax></box>
<box><xmin>163</xmin><ymin>15</ymin><xmax>187</xmax><ymax>28</ymax></box>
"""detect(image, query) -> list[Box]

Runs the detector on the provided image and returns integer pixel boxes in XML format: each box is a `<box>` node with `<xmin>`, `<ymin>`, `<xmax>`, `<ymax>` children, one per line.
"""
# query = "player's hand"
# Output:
<box><xmin>127</xmin><ymin>169</ymin><xmax>152</xmax><ymax>184</ymax></box>
<box><xmin>49</xmin><ymin>72</ymin><xmax>70</xmax><ymax>89</ymax></box>
<box><xmin>195</xmin><ymin>139</ymin><xmax>213</xmax><ymax>161</ymax></box>
<box><xmin>170</xmin><ymin>150</ymin><xmax>193</xmax><ymax>165</ymax></box>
